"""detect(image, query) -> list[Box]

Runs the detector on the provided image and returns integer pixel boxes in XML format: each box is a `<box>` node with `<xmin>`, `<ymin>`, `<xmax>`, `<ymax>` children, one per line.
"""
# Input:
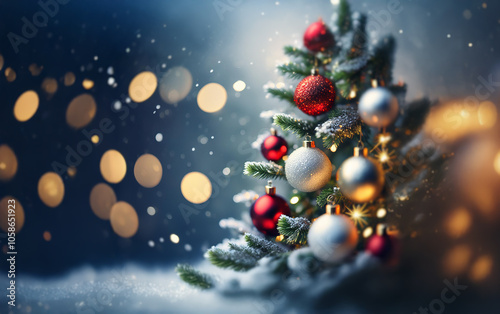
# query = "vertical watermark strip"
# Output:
<box><xmin>6</xmin><ymin>199</ymin><xmax>17</xmax><ymax>307</ymax></box>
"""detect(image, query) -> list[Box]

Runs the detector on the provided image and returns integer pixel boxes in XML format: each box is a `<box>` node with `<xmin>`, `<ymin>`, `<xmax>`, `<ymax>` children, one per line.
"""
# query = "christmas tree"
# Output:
<box><xmin>177</xmin><ymin>0</ymin><xmax>439</xmax><ymax>306</ymax></box>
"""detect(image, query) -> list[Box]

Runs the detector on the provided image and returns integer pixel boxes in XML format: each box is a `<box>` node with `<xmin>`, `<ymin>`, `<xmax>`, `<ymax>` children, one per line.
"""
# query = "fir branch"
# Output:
<box><xmin>175</xmin><ymin>264</ymin><xmax>214</xmax><ymax>289</ymax></box>
<box><xmin>369</xmin><ymin>35</ymin><xmax>396</xmax><ymax>85</ymax></box>
<box><xmin>277</xmin><ymin>63</ymin><xmax>312</xmax><ymax>79</ymax></box>
<box><xmin>273</xmin><ymin>114</ymin><xmax>316</xmax><ymax>138</ymax></box>
<box><xmin>283</xmin><ymin>46</ymin><xmax>316</xmax><ymax>64</ymax></box>
<box><xmin>337</xmin><ymin>0</ymin><xmax>352</xmax><ymax>35</ymax></box>
<box><xmin>316</xmin><ymin>107</ymin><xmax>362</xmax><ymax>149</ymax></box>
<box><xmin>277</xmin><ymin>215</ymin><xmax>311</xmax><ymax>245</ymax></box>
<box><xmin>316</xmin><ymin>187</ymin><xmax>345</xmax><ymax>208</ymax></box>
<box><xmin>267</xmin><ymin>88</ymin><xmax>295</xmax><ymax>105</ymax></box>
<box><xmin>244</xmin><ymin>233</ymin><xmax>287</xmax><ymax>256</ymax></box>
<box><xmin>244</xmin><ymin>162</ymin><xmax>285</xmax><ymax>180</ymax></box>
<box><xmin>207</xmin><ymin>247</ymin><xmax>258</xmax><ymax>271</ymax></box>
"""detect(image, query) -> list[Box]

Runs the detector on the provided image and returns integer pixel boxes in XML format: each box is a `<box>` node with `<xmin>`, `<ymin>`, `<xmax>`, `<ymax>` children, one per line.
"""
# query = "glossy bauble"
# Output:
<box><xmin>303</xmin><ymin>18</ymin><xmax>335</xmax><ymax>52</ymax></box>
<box><xmin>294</xmin><ymin>75</ymin><xmax>336</xmax><ymax>116</ymax></box>
<box><xmin>358</xmin><ymin>87</ymin><xmax>399</xmax><ymax>128</ymax></box>
<box><xmin>261</xmin><ymin>130</ymin><xmax>288</xmax><ymax>161</ymax></box>
<box><xmin>250</xmin><ymin>185</ymin><xmax>291</xmax><ymax>236</ymax></box>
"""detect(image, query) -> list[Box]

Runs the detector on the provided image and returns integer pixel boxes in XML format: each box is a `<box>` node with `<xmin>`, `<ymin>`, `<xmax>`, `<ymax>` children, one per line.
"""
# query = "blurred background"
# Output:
<box><xmin>1</xmin><ymin>0</ymin><xmax>500</xmax><ymax>313</ymax></box>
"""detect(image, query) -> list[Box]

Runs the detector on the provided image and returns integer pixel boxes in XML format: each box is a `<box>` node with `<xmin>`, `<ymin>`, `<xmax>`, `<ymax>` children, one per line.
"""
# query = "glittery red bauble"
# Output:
<box><xmin>303</xmin><ymin>19</ymin><xmax>335</xmax><ymax>52</ymax></box>
<box><xmin>294</xmin><ymin>75</ymin><xmax>336</xmax><ymax>116</ymax></box>
<box><xmin>250</xmin><ymin>194</ymin><xmax>290</xmax><ymax>236</ymax></box>
<box><xmin>366</xmin><ymin>233</ymin><xmax>395</xmax><ymax>260</ymax></box>
<box><xmin>261</xmin><ymin>135</ymin><xmax>288</xmax><ymax>161</ymax></box>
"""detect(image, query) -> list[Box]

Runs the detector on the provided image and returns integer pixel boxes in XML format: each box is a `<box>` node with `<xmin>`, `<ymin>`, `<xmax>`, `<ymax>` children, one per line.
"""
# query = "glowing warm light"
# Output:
<box><xmin>5</xmin><ymin>67</ymin><xmax>16</xmax><ymax>82</ymax></box>
<box><xmin>0</xmin><ymin>145</ymin><xmax>18</xmax><ymax>181</ymax></box>
<box><xmin>91</xmin><ymin>135</ymin><xmax>100</xmax><ymax>144</ymax></box>
<box><xmin>134</xmin><ymin>154</ymin><xmax>163</xmax><ymax>188</ymax></box>
<box><xmin>445</xmin><ymin>207</ymin><xmax>471</xmax><ymax>238</ymax></box>
<box><xmin>38</xmin><ymin>172</ymin><xmax>65</xmax><ymax>208</ymax></box>
<box><xmin>349</xmin><ymin>89</ymin><xmax>357</xmax><ymax>99</ymax></box>
<box><xmin>66</xmin><ymin>94</ymin><xmax>97</xmax><ymax>129</ymax></box>
<box><xmin>82</xmin><ymin>79</ymin><xmax>94</xmax><ymax>89</ymax></box>
<box><xmin>197</xmin><ymin>83</ymin><xmax>227</xmax><ymax>113</ymax></box>
<box><xmin>64</xmin><ymin>72</ymin><xmax>76</xmax><ymax>86</ymax></box>
<box><xmin>477</xmin><ymin>101</ymin><xmax>497</xmax><ymax>127</ymax></box>
<box><xmin>362</xmin><ymin>227</ymin><xmax>373</xmax><ymax>238</ymax></box>
<box><xmin>180</xmin><ymin>172</ymin><xmax>212</xmax><ymax>204</ymax></box>
<box><xmin>330</xmin><ymin>144</ymin><xmax>338</xmax><ymax>152</ymax></box>
<box><xmin>276</xmin><ymin>234</ymin><xmax>285</xmax><ymax>242</ymax></box>
<box><xmin>346</xmin><ymin>204</ymin><xmax>370</xmax><ymax>228</ymax></box>
<box><xmin>494</xmin><ymin>151</ymin><xmax>500</xmax><ymax>175</ymax></box>
<box><xmin>159</xmin><ymin>66</ymin><xmax>193</xmax><ymax>104</ymax></box>
<box><xmin>28</xmin><ymin>63</ymin><xmax>43</xmax><ymax>76</ymax></box>
<box><xmin>233</xmin><ymin>80</ymin><xmax>246</xmax><ymax>92</ymax></box>
<box><xmin>43</xmin><ymin>231</ymin><xmax>52</xmax><ymax>241</ymax></box>
<box><xmin>379</xmin><ymin>151</ymin><xmax>390</xmax><ymax>163</ymax></box>
<box><xmin>376</xmin><ymin>208</ymin><xmax>387</xmax><ymax>218</ymax></box>
<box><xmin>170</xmin><ymin>234</ymin><xmax>180</xmax><ymax>244</ymax></box>
<box><xmin>67</xmin><ymin>166</ymin><xmax>77</xmax><ymax>177</ymax></box>
<box><xmin>129</xmin><ymin>71</ymin><xmax>158</xmax><ymax>103</ymax></box>
<box><xmin>110</xmin><ymin>201</ymin><xmax>139</xmax><ymax>238</ymax></box>
<box><xmin>469</xmin><ymin>255</ymin><xmax>493</xmax><ymax>282</ymax></box>
<box><xmin>90</xmin><ymin>183</ymin><xmax>117</xmax><ymax>220</ymax></box>
<box><xmin>100</xmin><ymin>150</ymin><xmax>127</xmax><ymax>184</ymax></box>
<box><xmin>0</xmin><ymin>197</ymin><xmax>25</xmax><ymax>233</ymax></box>
<box><xmin>290</xmin><ymin>196</ymin><xmax>300</xmax><ymax>204</ymax></box>
<box><xmin>14</xmin><ymin>90</ymin><xmax>39</xmax><ymax>122</ymax></box>
<box><xmin>378</xmin><ymin>134</ymin><xmax>391</xmax><ymax>144</ymax></box>
<box><xmin>42</xmin><ymin>77</ymin><xmax>58</xmax><ymax>94</ymax></box>
<box><xmin>443</xmin><ymin>245</ymin><xmax>471</xmax><ymax>275</ymax></box>
<box><xmin>371</xmin><ymin>79</ymin><xmax>378</xmax><ymax>88</ymax></box>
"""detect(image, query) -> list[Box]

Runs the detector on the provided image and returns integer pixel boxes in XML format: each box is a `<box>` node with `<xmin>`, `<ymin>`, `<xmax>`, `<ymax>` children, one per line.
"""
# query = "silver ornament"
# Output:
<box><xmin>308</xmin><ymin>213</ymin><xmax>358</xmax><ymax>263</ymax></box>
<box><xmin>358</xmin><ymin>87</ymin><xmax>399</xmax><ymax>128</ymax></box>
<box><xmin>285</xmin><ymin>140</ymin><xmax>332</xmax><ymax>192</ymax></box>
<box><xmin>337</xmin><ymin>153</ymin><xmax>385</xmax><ymax>203</ymax></box>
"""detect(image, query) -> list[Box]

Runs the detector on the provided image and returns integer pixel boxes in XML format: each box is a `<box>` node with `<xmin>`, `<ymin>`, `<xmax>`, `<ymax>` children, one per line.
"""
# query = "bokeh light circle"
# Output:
<box><xmin>14</xmin><ymin>90</ymin><xmax>39</xmax><ymax>122</ymax></box>
<box><xmin>197</xmin><ymin>83</ymin><xmax>227</xmax><ymax>113</ymax></box>
<box><xmin>42</xmin><ymin>77</ymin><xmax>58</xmax><ymax>94</ymax></box>
<box><xmin>110</xmin><ymin>201</ymin><xmax>139</xmax><ymax>238</ymax></box>
<box><xmin>100</xmin><ymin>150</ymin><xmax>127</xmax><ymax>184</ymax></box>
<box><xmin>38</xmin><ymin>172</ymin><xmax>65</xmax><ymax>208</ymax></box>
<box><xmin>0</xmin><ymin>196</ymin><xmax>25</xmax><ymax>233</ymax></box>
<box><xmin>90</xmin><ymin>183</ymin><xmax>117</xmax><ymax>220</ymax></box>
<box><xmin>159</xmin><ymin>66</ymin><xmax>193</xmax><ymax>104</ymax></box>
<box><xmin>0</xmin><ymin>145</ymin><xmax>18</xmax><ymax>181</ymax></box>
<box><xmin>134</xmin><ymin>154</ymin><xmax>163</xmax><ymax>188</ymax></box>
<box><xmin>64</xmin><ymin>72</ymin><xmax>76</xmax><ymax>86</ymax></box>
<box><xmin>180</xmin><ymin>172</ymin><xmax>212</xmax><ymax>204</ymax></box>
<box><xmin>66</xmin><ymin>94</ymin><xmax>97</xmax><ymax>129</ymax></box>
<box><xmin>129</xmin><ymin>71</ymin><xmax>158</xmax><ymax>103</ymax></box>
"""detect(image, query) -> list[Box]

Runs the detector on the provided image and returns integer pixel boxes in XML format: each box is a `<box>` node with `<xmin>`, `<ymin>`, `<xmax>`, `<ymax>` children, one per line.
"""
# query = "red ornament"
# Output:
<box><xmin>294</xmin><ymin>75</ymin><xmax>336</xmax><ymax>116</ymax></box>
<box><xmin>261</xmin><ymin>129</ymin><xmax>288</xmax><ymax>161</ymax></box>
<box><xmin>366</xmin><ymin>225</ymin><xmax>397</xmax><ymax>260</ymax></box>
<box><xmin>303</xmin><ymin>18</ymin><xmax>335</xmax><ymax>52</ymax></box>
<box><xmin>250</xmin><ymin>182</ymin><xmax>291</xmax><ymax>236</ymax></box>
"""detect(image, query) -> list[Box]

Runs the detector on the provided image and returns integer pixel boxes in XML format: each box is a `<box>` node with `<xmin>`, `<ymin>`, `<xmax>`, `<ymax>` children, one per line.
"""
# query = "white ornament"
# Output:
<box><xmin>308</xmin><ymin>211</ymin><xmax>358</xmax><ymax>263</ymax></box>
<box><xmin>285</xmin><ymin>140</ymin><xmax>332</xmax><ymax>192</ymax></box>
<box><xmin>358</xmin><ymin>87</ymin><xmax>399</xmax><ymax>128</ymax></box>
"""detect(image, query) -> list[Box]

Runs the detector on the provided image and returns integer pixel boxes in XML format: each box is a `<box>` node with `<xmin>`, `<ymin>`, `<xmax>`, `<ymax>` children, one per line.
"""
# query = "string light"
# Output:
<box><xmin>345</xmin><ymin>204</ymin><xmax>370</xmax><ymax>228</ymax></box>
<box><xmin>290</xmin><ymin>196</ymin><xmax>300</xmax><ymax>204</ymax></box>
<box><xmin>330</xmin><ymin>144</ymin><xmax>338</xmax><ymax>152</ymax></box>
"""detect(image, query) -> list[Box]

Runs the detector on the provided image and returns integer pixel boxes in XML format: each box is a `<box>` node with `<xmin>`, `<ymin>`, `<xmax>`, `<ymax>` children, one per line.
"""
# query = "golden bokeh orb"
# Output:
<box><xmin>129</xmin><ymin>71</ymin><xmax>158</xmax><ymax>103</ymax></box>
<box><xmin>0</xmin><ymin>196</ymin><xmax>25</xmax><ymax>233</ymax></box>
<box><xmin>197</xmin><ymin>83</ymin><xmax>227</xmax><ymax>113</ymax></box>
<box><xmin>110</xmin><ymin>201</ymin><xmax>139</xmax><ymax>238</ymax></box>
<box><xmin>5</xmin><ymin>67</ymin><xmax>16</xmax><ymax>82</ymax></box>
<box><xmin>180</xmin><ymin>172</ymin><xmax>212</xmax><ymax>204</ymax></box>
<box><xmin>134</xmin><ymin>154</ymin><xmax>163</xmax><ymax>188</ymax></box>
<box><xmin>41</xmin><ymin>77</ymin><xmax>58</xmax><ymax>94</ymax></box>
<box><xmin>82</xmin><ymin>79</ymin><xmax>94</xmax><ymax>90</ymax></box>
<box><xmin>64</xmin><ymin>72</ymin><xmax>76</xmax><ymax>86</ymax></box>
<box><xmin>0</xmin><ymin>145</ymin><xmax>18</xmax><ymax>181</ymax></box>
<box><xmin>14</xmin><ymin>90</ymin><xmax>39</xmax><ymax>122</ymax></box>
<box><xmin>66</xmin><ymin>94</ymin><xmax>97</xmax><ymax>129</ymax></box>
<box><xmin>38</xmin><ymin>172</ymin><xmax>65</xmax><ymax>208</ymax></box>
<box><xmin>90</xmin><ymin>183</ymin><xmax>117</xmax><ymax>220</ymax></box>
<box><xmin>100</xmin><ymin>150</ymin><xmax>127</xmax><ymax>184</ymax></box>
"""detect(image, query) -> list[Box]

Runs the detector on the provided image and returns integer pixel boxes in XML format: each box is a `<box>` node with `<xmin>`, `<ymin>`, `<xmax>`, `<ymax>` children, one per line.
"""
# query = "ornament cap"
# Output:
<box><xmin>326</xmin><ymin>203</ymin><xmax>341</xmax><ymax>215</ymax></box>
<box><xmin>303</xmin><ymin>136</ymin><xmax>316</xmax><ymax>148</ymax></box>
<box><xmin>353</xmin><ymin>147</ymin><xmax>368</xmax><ymax>157</ymax></box>
<box><xmin>376</xmin><ymin>224</ymin><xmax>388</xmax><ymax>236</ymax></box>
<box><xmin>270</xmin><ymin>128</ymin><xmax>277</xmax><ymax>136</ymax></box>
<box><xmin>265</xmin><ymin>180</ymin><xmax>276</xmax><ymax>195</ymax></box>
<box><xmin>311</xmin><ymin>68</ymin><xmax>319</xmax><ymax>76</ymax></box>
